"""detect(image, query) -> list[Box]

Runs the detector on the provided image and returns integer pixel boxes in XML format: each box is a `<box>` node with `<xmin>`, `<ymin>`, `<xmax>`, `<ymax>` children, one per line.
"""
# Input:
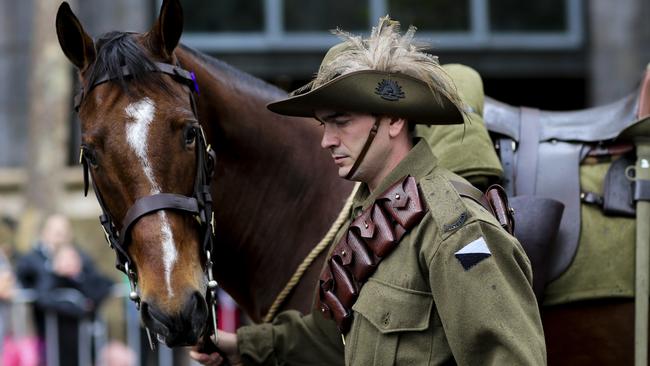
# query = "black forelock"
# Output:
<box><xmin>86</xmin><ymin>31</ymin><xmax>173</xmax><ymax>98</ymax></box>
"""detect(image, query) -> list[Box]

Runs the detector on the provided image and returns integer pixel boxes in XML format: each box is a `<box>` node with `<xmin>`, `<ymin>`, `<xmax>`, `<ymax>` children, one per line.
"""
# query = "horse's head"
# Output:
<box><xmin>56</xmin><ymin>0</ymin><xmax>213</xmax><ymax>346</ymax></box>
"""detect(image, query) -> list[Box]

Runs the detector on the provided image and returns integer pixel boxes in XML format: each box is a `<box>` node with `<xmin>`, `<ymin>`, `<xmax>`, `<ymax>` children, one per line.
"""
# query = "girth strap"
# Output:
<box><xmin>120</xmin><ymin>194</ymin><xmax>200</xmax><ymax>247</ymax></box>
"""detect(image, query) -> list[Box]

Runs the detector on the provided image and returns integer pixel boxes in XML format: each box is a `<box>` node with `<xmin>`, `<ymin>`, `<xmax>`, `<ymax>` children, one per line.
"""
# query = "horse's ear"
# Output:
<box><xmin>55</xmin><ymin>2</ymin><xmax>96</xmax><ymax>71</ymax></box>
<box><xmin>147</xmin><ymin>0</ymin><xmax>183</xmax><ymax>59</ymax></box>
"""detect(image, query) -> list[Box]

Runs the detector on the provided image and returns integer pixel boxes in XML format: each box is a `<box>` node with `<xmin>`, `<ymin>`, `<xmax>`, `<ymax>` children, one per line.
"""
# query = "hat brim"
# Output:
<box><xmin>267</xmin><ymin>70</ymin><xmax>463</xmax><ymax>125</ymax></box>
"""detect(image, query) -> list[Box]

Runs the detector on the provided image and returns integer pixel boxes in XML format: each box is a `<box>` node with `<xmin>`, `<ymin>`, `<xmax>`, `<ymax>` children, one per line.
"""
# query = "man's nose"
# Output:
<box><xmin>320</xmin><ymin>124</ymin><xmax>339</xmax><ymax>149</ymax></box>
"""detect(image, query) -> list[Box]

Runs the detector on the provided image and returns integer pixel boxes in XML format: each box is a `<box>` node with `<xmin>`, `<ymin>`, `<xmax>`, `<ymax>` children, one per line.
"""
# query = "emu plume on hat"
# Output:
<box><xmin>267</xmin><ymin>16</ymin><xmax>465</xmax><ymax>125</ymax></box>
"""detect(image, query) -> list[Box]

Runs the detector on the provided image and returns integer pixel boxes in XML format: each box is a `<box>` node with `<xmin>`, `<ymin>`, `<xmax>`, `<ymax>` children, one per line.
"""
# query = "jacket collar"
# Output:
<box><xmin>351</xmin><ymin>138</ymin><xmax>437</xmax><ymax>214</ymax></box>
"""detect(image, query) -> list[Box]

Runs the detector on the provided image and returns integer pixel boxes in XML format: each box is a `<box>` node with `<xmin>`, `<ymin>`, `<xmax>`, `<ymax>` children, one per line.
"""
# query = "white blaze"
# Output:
<box><xmin>125</xmin><ymin>98</ymin><xmax>177</xmax><ymax>297</ymax></box>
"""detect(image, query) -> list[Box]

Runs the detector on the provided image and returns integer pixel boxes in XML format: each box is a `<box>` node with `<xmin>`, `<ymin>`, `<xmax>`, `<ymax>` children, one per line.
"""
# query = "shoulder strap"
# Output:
<box><xmin>449</xmin><ymin>180</ymin><xmax>489</xmax><ymax>209</ymax></box>
<box><xmin>450</xmin><ymin>180</ymin><xmax>515</xmax><ymax>235</ymax></box>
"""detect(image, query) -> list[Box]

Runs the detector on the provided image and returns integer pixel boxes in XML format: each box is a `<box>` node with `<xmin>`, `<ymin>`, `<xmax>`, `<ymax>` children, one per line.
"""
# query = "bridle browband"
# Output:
<box><xmin>77</xmin><ymin>60</ymin><xmax>221</xmax><ymax>346</ymax></box>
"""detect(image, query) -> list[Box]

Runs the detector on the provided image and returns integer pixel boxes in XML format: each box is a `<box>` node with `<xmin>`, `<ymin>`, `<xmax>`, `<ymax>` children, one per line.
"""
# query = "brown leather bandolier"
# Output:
<box><xmin>449</xmin><ymin>181</ymin><xmax>515</xmax><ymax>235</ymax></box>
<box><xmin>317</xmin><ymin>175</ymin><xmax>427</xmax><ymax>333</ymax></box>
<box><xmin>317</xmin><ymin>176</ymin><xmax>515</xmax><ymax>334</ymax></box>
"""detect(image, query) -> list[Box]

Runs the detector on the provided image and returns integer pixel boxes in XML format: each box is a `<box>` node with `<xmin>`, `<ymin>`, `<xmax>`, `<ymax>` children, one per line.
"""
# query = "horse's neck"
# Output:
<box><xmin>176</xmin><ymin>47</ymin><xmax>353</xmax><ymax>320</ymax></box>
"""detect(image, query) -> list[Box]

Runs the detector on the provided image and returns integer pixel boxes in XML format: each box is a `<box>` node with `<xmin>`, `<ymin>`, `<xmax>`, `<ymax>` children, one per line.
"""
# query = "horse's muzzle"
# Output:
<box><xmin>141</xmin><ymin>290</ymin><xmax>208</xmax><ymax>347</ymax></box>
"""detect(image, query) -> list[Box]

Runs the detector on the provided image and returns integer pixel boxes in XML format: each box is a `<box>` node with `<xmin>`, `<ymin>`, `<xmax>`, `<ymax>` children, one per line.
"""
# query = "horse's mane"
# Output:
<box><xmin>178</xmin><ymin>44</ymin><xmax>287</xmax><ymax>100</ymax></box>
<box><xmin>87</xmin><ymin>31</ymin><xmax>288</xmax><ymax>104</ymax></box>
<box><xmin>87</xmin><ymin>31</ymin><xmax>174</xmax><ymax>97</ymax></box>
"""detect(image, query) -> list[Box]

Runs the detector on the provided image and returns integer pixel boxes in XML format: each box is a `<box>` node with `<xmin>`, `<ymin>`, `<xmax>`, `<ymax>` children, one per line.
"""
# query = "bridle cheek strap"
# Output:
<box><xmin>345</xmin><ymin>117</ymin><xmax>381</xmax><ymax>180</ymax></box>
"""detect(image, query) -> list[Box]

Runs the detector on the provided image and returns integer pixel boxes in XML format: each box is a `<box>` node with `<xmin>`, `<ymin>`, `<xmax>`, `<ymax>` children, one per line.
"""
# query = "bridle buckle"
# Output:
<box><xmin>124</xmin><ymin>262</ymin><xmax>141</xmax><ymax>309</ymax></box>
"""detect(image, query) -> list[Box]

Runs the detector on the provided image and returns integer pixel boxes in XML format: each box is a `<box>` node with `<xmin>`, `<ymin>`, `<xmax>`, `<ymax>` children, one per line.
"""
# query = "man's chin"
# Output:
<box><xmin>338</xmin><ymin>166</ymin><xmax>353</xmax><ymax>179</ymax></box>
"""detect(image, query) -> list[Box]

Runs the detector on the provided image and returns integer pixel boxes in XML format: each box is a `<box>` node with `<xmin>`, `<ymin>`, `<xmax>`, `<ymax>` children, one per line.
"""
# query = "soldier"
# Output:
<box><xmin>191</xmin><ymin>16</ymin><xmax>545</xmax><ymax>366</ymax></box>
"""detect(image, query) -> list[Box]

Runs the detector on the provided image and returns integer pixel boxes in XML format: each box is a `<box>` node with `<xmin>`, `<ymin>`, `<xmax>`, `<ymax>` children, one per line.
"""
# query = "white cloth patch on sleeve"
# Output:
<box><xmin>454</xmin><ymin>236</ymin><xmax>491</xmax><ymax>270</ymax></box>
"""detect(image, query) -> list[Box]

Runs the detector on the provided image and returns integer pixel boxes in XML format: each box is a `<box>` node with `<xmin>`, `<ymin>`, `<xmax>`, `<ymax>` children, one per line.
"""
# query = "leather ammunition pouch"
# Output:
<box><xmin>317</xmin><ymin>176</ymin><xmax>524</xmax><ymax>332</ymax></box>
<box><xmin>317</xmin><ymin>175</ymin><xmax>427</xmax><ymax>333</ymax></box>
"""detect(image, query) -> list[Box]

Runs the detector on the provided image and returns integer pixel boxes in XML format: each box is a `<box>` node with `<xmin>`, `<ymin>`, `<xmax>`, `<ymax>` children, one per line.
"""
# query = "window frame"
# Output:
<box><xmin>167</xmin><ymin>0</ymin><xmax>584</xmax><ymax>52</ymax></box>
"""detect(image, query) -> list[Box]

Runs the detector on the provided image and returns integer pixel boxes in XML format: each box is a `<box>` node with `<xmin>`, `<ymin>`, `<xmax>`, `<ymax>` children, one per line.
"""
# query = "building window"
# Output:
<box><xmin>171</xmin><ymin>0</ymin><xmax>583</xmax><ymax>52</ymax></box>
<box><xmin>180</xmin><ymin>0</ymin><xmax>264</xmax><ymax>32</ymax></box>
<box><xmin>389</xmin><ymin>0</ymin><xmax>470</xmax><ymax>31</ymax></box>
<box><xmin>284</xmin><ymin>0</ymin><xmax>367</xmax><ymax>32</ymax></box>
<box><xmin>489</xmin><ymin>0</ymin><xmax>567</xmax><ymax>32</ymax></box>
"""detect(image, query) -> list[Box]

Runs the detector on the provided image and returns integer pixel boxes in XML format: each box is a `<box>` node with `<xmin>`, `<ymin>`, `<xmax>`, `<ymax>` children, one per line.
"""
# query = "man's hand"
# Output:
<box><xmin>188</xmin><ymin>350</ymin><xmax>226</xmax><ymax>366</ymax></box>
<box><xmin>189</xmin><ymin>331</ymin><xmax>242</xmax><ymax>366</ymax></box>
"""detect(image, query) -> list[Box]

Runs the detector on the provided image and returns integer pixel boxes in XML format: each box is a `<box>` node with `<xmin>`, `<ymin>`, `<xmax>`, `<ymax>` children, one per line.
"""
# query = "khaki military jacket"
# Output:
<box><xmin>237</xmin><ymin>140</ymin><xmax>546</xmax><ymax>365</ymax></box>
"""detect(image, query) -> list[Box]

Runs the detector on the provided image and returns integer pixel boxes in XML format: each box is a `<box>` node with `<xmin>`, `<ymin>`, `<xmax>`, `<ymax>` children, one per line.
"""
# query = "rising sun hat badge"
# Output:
<box><xmin>375</xmin><ymin>79</ymin><xmax>405</xmax><ymax>101</ymax></box>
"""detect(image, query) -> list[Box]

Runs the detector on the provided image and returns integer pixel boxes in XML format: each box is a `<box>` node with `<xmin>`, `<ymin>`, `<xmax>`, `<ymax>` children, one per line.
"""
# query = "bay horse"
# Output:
<box><xmin>55</xmin><ymin>0</ymin><xmax>639</xmax><ymax>363</ymax></box>
<box><xmin>56</xmin><ymin>0</ymin><xmax>351</xmax><ymax>348</ymax></box>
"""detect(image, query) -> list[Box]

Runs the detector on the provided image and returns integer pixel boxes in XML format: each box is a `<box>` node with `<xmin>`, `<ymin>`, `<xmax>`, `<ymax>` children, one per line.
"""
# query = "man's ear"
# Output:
<box><xmin>387</xmin><ymin>117</ymin><xmax>408</xmax><ymax>138</ymax></box>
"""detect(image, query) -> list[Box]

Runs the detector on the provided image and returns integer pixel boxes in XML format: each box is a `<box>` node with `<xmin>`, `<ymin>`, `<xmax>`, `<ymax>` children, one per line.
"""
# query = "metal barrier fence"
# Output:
<box><xmin>1</xmin><ymin>285</ymin><xmax>207</xmax><ymax>366</ymax></box>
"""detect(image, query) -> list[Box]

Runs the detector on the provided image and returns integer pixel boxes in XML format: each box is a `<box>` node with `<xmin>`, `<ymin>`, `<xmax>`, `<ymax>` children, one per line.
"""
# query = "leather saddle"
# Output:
<box><xmin>482</xmin><ymin>64</ymin><xmax>650</xmax><ymax>286</ymax></box>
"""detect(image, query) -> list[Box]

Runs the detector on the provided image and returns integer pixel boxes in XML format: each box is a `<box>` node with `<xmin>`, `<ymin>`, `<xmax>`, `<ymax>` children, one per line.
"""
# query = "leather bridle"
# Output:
<box><xmin>76</xmin><ymin>60</ymin><xmax>221</xmax><ymax>344</ymax></box>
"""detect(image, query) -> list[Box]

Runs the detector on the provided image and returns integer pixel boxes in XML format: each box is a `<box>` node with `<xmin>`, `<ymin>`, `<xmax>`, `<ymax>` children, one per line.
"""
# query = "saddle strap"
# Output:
<box><xmin>515</xmin><ymin>107</ymin><xmax>541</xmax><ymax>196</ymax></box>
<box><xmin>498</xmin><ymin>137</ymin><xmax>516</xmax><ymax>196</ymax></box>
<box><xmin>317</xmin><ymin>175</ymin><xmax>427</xmax><ymax>333</ymax></box>
<box><xmin>602</xmin><ymin>154</ymin><xmax>637</xmax><ymax>216</ymax></box>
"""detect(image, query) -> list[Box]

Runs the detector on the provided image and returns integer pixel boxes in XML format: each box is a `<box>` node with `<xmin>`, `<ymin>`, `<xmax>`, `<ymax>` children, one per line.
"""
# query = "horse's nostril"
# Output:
<box><xmin>140</xmin><ymin>302</ymin><xmax>171</xmax><ymax>338</ymax></box>
<box><xmin>186</xmin><ymin>291</ymin><xmax>209</xmax><ymax>334</ymax></box>
<box><xmin>138</xmin><ymin>292</ymin><xmax>208</xmax><ymax>347</ymax></box>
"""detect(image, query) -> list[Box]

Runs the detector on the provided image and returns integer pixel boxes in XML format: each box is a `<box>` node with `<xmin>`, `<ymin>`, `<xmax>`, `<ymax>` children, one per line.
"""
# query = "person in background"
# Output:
<box><xmin>15</xmin><ymin>213</ymin><xmax>113</xmax><ymax>366</ymax></box>
<box><xmin>0</xmin><ymin>216</ymin><xmax>17</xmax><ymax>357</ymax></box>
<box><xmin>0</xmin><ymin>216</ymin><xmax>16</xmax><ymax>301</ymax></box>
<box><xmin>0</xmin><ymin>269</ymin><xmax>14</xmax><ymax>300</ymax></box>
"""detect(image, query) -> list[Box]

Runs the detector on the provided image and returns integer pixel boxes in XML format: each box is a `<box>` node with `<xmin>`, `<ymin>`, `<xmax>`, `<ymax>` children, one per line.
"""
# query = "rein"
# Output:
<box><xmin>76</xmin><ymin>61</ymin><xmax>221</xmax><ymax>346</ymax></box>
<box><xmin>263</xmin><ymin>183</ymin><xmax>360</xmax><ymax>322</ymax></box>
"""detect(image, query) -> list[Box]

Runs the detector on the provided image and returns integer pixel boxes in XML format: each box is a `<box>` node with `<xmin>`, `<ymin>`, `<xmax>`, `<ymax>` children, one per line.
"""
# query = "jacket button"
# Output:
<box><xmin>395</xmin><ymin>193</ymin><xmax>400</xmax><ymax>200</ymax></box>
<box><xmin>382</xmin><ymin>312</ymin><xmax>391</xmax><ymax>327</ymax></box>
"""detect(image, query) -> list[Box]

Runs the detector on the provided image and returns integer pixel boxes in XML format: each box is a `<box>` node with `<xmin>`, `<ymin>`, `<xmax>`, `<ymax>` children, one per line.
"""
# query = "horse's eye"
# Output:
<box><xmin>184</xmin><ymin>126</ymin><xmax>197</xmax><ymax>146</ymax></box>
